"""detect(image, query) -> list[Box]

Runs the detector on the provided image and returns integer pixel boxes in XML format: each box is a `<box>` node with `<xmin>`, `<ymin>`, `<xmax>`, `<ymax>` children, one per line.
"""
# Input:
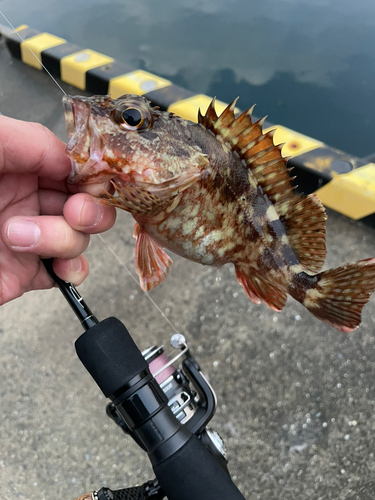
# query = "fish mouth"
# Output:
<box><xmin>63</xmin><ymin>95</ymin><xmax>115</xmax><ymax>185</ymax></box>
<box><xmin>62</xmin><ymin>95</ymin><xmax>76</xmax><ymax>140</ymax></box>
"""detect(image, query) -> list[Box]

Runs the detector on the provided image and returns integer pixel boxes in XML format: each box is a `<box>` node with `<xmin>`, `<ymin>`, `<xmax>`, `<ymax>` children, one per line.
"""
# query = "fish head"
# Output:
<box><xmin>63</xmin><ymin>94</ymin><xmax>162</xmax><ymax>185</ymax></box>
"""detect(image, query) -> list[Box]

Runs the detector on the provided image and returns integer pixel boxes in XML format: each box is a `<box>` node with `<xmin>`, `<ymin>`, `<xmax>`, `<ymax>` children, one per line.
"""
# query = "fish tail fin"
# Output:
<box><xmin>291</xmin><ymin>258</ymin><xmax>375</xmax><ymax>332</ymax></box>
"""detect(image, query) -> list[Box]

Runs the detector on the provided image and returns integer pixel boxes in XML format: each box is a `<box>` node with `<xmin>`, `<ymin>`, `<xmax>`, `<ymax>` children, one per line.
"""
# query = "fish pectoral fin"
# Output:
<box><xmin>102</xmin><ymin>181</ymin><xmax>174</xmax><ymax>216</ymax></box>
<box><xmin>235</xmin><ymin>265</ymin><xmax>287</xmax><ymax>311</ymax></box>
<box><xmin>135</xmin><ymin>224</ymin><xmax>173</xmax><ymax>291</ymax></box>
<box><xmin>102</xmin><ymin>169</ymin><xmax>202</xmax><ymax>217</ymax></box>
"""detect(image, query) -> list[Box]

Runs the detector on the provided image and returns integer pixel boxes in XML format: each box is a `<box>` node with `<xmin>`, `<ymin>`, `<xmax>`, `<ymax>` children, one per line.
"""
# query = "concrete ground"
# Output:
<box><xmin>1</xmin><ymin>40</ymin><xmax>375</xmax><ymax>500</ymax></box>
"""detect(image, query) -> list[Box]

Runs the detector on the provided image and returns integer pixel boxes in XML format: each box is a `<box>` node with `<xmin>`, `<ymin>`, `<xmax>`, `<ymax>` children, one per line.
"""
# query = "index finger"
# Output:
<box><xmin>0</xmin><ymin>116</ymin><xmax>71</xmax><ymax>180</ymax></box>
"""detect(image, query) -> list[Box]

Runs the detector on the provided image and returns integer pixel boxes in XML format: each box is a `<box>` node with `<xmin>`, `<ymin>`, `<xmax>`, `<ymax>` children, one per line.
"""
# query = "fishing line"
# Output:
<box><xmin>0</xmin><ymin>12</ymin><xmax>181</xmax><ymax>334</ymax></box>
<box><xmin>0</xmin><ymin>10</ymin><xmax>67</xmax><ymax>96</ymax></box>
<box><xmin>97</xmin><ymin>234</ymin><xmax>180</xmax><ymax>335</ymax></box>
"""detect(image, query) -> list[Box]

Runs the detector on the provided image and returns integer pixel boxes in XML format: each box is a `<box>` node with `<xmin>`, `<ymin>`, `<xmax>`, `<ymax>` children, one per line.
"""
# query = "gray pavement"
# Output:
<box><xmin>1</xmin><ymin>41</ymin><xmax>375</xmax><ymax>500</ymax></box>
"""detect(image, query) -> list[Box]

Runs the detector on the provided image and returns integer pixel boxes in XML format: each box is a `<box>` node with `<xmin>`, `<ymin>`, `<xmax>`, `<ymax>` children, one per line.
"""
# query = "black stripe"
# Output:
<box><xmin>6</xmin><ymin>27</ymin><xmax>40</xmax><ymax>59</ymax></box>
<box><xmin>41</xmin><ymin>42</ymin><xmax>81</xmax><ymax>79</ymax></box>
<box><xmin>144</xmin><ymin>85</ymin><xmax>195</xmax><ymax>111</ymax></box>
<box><xmin>86</xmin><ymin>60</ymin><xmax>134</xmax><ymax>95</ymax></box>
<box><xmin>358</xmin><ymin>213</ymin><xmax>375</xmax><ymax>228</ymax></box>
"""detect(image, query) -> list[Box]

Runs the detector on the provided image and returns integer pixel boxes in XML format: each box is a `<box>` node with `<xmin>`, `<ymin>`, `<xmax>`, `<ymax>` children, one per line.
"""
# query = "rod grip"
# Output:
<box><xmin>75</xmin><ymin>317</ymin><xmax>148</xmax><ymax>398</ymax></box>
<box><xmin>153</xmin><ymin>434</ymin><xmax>246</xmax><ymax>500</ymax></box>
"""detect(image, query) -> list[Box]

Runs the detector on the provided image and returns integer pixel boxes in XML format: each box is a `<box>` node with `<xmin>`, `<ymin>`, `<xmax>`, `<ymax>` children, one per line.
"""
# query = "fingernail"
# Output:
<box><xmin>81</xmin><ymin>201</ymin><xmax>103</xmax><ymax>227</ymax></box>
<box><xmin>7</xmin><ymin>219</ymin><xmax>41</xmax><ymax>248</ymax></box>
<box><xmin>69</xmin><ymin>257</ymin><xmax>82</xmax><ymax>273</ymax></box>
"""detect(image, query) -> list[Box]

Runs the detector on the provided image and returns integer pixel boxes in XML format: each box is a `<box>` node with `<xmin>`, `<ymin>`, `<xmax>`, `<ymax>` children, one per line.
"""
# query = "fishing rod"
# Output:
<box><xmin>42</xmin><ymin>259</ymin><xmax>246</xmax><ymax>500</ymax></box>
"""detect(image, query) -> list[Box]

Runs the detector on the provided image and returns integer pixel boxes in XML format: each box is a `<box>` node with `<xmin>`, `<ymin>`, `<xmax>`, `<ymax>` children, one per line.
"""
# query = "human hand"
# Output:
<box><xmin>0</xmin><ymin>116</ymin><xmax>116</xmax><ymax>306</ymax></box>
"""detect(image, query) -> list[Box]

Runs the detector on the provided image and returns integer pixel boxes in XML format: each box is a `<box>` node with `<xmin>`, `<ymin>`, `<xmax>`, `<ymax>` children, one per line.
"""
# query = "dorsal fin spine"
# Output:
<box><xmin>226</xmin><ymin>117</ymin><xmax>251</xmax><ymax>144</ymax></box>
<box><xmin>245</xmin><ymin>143</ymin><xmax>278</xmax><ymax>164</ymax></box>
<box><xmin>240</xmin><ymin>128</ymin><xmax>274</xmax><ymax>155</ymax></box>
<box><xmin>240</xmin><ymin>135</ymin><xmax>264</xmax><ymax>155</ymax></box>
<box><xmin>229</xmin><ymin>97</ymin><xmax>239</xmax><ymax>111</ymax></box>
<box><xmin>198</xmin><ymin>97</ymin><xmax>218</xmax><ymax>128</ymax></box>
<box><xmin>234</xmin><ymin>116</ymin><xmax>267</xmax><ymax>145</ymax></box>
<box><xmin>213</xmin><ymin>97</ymin><xmax>238</xmax><ymax>130</ymax></box>
<box><xmin>258</xmin><ymin>116</ymin><xmax>268</xmax><ymax>129</ymax></box>
<box><xmin>253</xmin><ymin>158</ymin><xmax>284</xmax><ymax>174</ymax></box>
<box><xmin>227</xmin><ymin>105</ymin><xmax>255</xmax><ymax>134</ymax></box>
<box><xmin>263</xmin><ymin>179</ymin><xmax>291</xmax><ymax>193</ymax></box>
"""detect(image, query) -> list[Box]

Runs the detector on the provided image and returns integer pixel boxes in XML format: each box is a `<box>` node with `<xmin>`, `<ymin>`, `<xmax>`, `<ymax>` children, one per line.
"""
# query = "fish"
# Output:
<box><xmin>63</xmin><ymin>93</ymin><xmax>375</xmax><ymax>333</ymax></box>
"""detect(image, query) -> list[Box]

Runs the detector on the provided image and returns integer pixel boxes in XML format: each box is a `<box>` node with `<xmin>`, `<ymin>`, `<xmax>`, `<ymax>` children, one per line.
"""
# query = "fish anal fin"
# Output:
<box><xmin>135</xmin><ymin>226</ymin><xmax>173</xmax><ymax>291</ymax></box>
<box><xmin>235</xmin><ymin>267</ymin><xmax>261</xmax><ymax>305</ymax></box>
<box><xmin>235</xmin><ymin>266</ymin><xmax>287</xmax><ymax>311</ymax></box>
<box><xmin>102</xmin><ymin>168</ymin><xmax>202</xmax><ymax>217</ymax></box>
<box><xmin>278</xmin><ymin>194</ymin><xmax>327</xmax><ymax>274</ymax></box>
<box><xmin>300</xmin><ymin>258</ymin><xmax>375</xmax><ymax>332</ymax></box>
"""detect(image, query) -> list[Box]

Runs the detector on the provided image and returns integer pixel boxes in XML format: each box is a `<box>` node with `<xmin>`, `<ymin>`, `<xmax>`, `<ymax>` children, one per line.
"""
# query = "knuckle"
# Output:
<box><xmin>59</xmin><ymin>226</ymin><xmax>89</xmax><ymax>257</ymax></box>
<box><xmin>30</xmin><ymin>124</ymin><xmax>52</xmax><ymax>171</ymax></box>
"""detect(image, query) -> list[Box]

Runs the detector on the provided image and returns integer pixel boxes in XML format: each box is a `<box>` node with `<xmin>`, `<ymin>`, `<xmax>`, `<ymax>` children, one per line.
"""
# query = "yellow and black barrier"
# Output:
<box><xmin>2</xmin><ymin>24</ymin><xmax>375</xmax><ymax>227</ymax></box>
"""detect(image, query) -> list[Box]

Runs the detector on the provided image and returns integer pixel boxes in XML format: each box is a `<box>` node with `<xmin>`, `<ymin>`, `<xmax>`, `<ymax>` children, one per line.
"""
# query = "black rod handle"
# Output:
<box><xmin>75</xmin><ymin>317</ymin><xmax>148</xmax><ymax>398</ymax></box>
<box><xmin>154</xmin><ymin>433</ymin><xmax>246</xmax><ymax>500</ymax></box>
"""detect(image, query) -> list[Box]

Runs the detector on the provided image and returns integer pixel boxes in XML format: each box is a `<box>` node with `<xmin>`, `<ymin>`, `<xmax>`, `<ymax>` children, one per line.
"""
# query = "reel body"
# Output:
<box><xmin>106</xmin><ymin>334</ymin><xmax>227</xmax><ymax>469</ymax></box>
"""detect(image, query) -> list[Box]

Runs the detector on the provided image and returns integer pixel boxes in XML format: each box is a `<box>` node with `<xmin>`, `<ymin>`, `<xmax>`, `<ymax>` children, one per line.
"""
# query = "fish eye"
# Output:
<box><xmin>122</xmin><ymin>107</ymin><xmax>143</xmax><ymax>127</ymax></box>
<box><xmin>113</xmin><ymin>104</ymin><xmax>152</xmax><ymax>131</ymax></box>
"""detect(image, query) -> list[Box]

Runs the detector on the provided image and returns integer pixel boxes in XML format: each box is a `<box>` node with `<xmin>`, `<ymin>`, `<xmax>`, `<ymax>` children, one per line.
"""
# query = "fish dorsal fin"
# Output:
<box><xmin>198</xmin><ymin>97</ymin><xmax>295</xmax><ymax>206</ymax></box>
<box><xmin>199</xmin><ymin>98</ymin><xmax>327</xmax><ymax>273</ymax></box>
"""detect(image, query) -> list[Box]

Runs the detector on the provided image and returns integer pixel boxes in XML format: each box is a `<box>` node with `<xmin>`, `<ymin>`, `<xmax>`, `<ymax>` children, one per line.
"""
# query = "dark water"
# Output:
<box><xmin>1</xmin><ymin>0</ymin><xmax>375</xmax><ymax>157</ymax></box>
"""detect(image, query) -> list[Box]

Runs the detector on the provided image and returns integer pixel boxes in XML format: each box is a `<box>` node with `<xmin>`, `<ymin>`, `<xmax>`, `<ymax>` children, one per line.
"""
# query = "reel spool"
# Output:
<box><xmin>142</xmin><ymin>334</ymin><xmax>197</xmax><ymax>424</ymax></box>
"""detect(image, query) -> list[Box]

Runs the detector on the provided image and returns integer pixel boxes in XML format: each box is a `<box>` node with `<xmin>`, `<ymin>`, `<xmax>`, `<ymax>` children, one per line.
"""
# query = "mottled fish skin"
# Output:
<box><xmin>138</xmin><ymin>121</ymin><xmax>297</xmax><ymax>275</ymax></box>
<box><xmin>63</xmin><ymin>94</ymin><xmax>375</xmax><ymax>332</ymax></box>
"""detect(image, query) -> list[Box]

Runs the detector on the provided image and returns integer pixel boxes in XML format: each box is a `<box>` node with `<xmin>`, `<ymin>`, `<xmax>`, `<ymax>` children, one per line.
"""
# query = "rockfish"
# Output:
<box><xmin>63</xmin><ymin>94</ymin><xmax>375</xmax><ymax>332</ymax></box>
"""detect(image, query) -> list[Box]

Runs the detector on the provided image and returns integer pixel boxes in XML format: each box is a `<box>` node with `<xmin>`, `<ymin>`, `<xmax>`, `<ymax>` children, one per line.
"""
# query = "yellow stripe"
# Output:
<box><xmin>61</xmin><ymin>49</ymin><xmax>114</xmax><ymax>90</ymax></box>
<box><xmin>20</xmin><ymin>33</ymin><xmax>66</xmax><ymax>69</ymax></box>
<box><xmin>264</xmin><ymin>125</ymin><xmax>323</xmax><ymax>158</ymax></box>
<box><xmin>109</xmin><ymin>70</ymin><xmax>171</xmax><ymax>99</ymax></box>
<box><xmin>316</xmin><ymin>163</ymin><xmax>375</xmax><ymax>219</ymax></box>
<box><xmin>15</xmin><ymin>24</ymin><xmax>29</xmax><ymax>32</ymax></box>
<box><xmin>168</xmin><ymin>94</ymin><xmax>231</xmax><ymax>122</ymax></box>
